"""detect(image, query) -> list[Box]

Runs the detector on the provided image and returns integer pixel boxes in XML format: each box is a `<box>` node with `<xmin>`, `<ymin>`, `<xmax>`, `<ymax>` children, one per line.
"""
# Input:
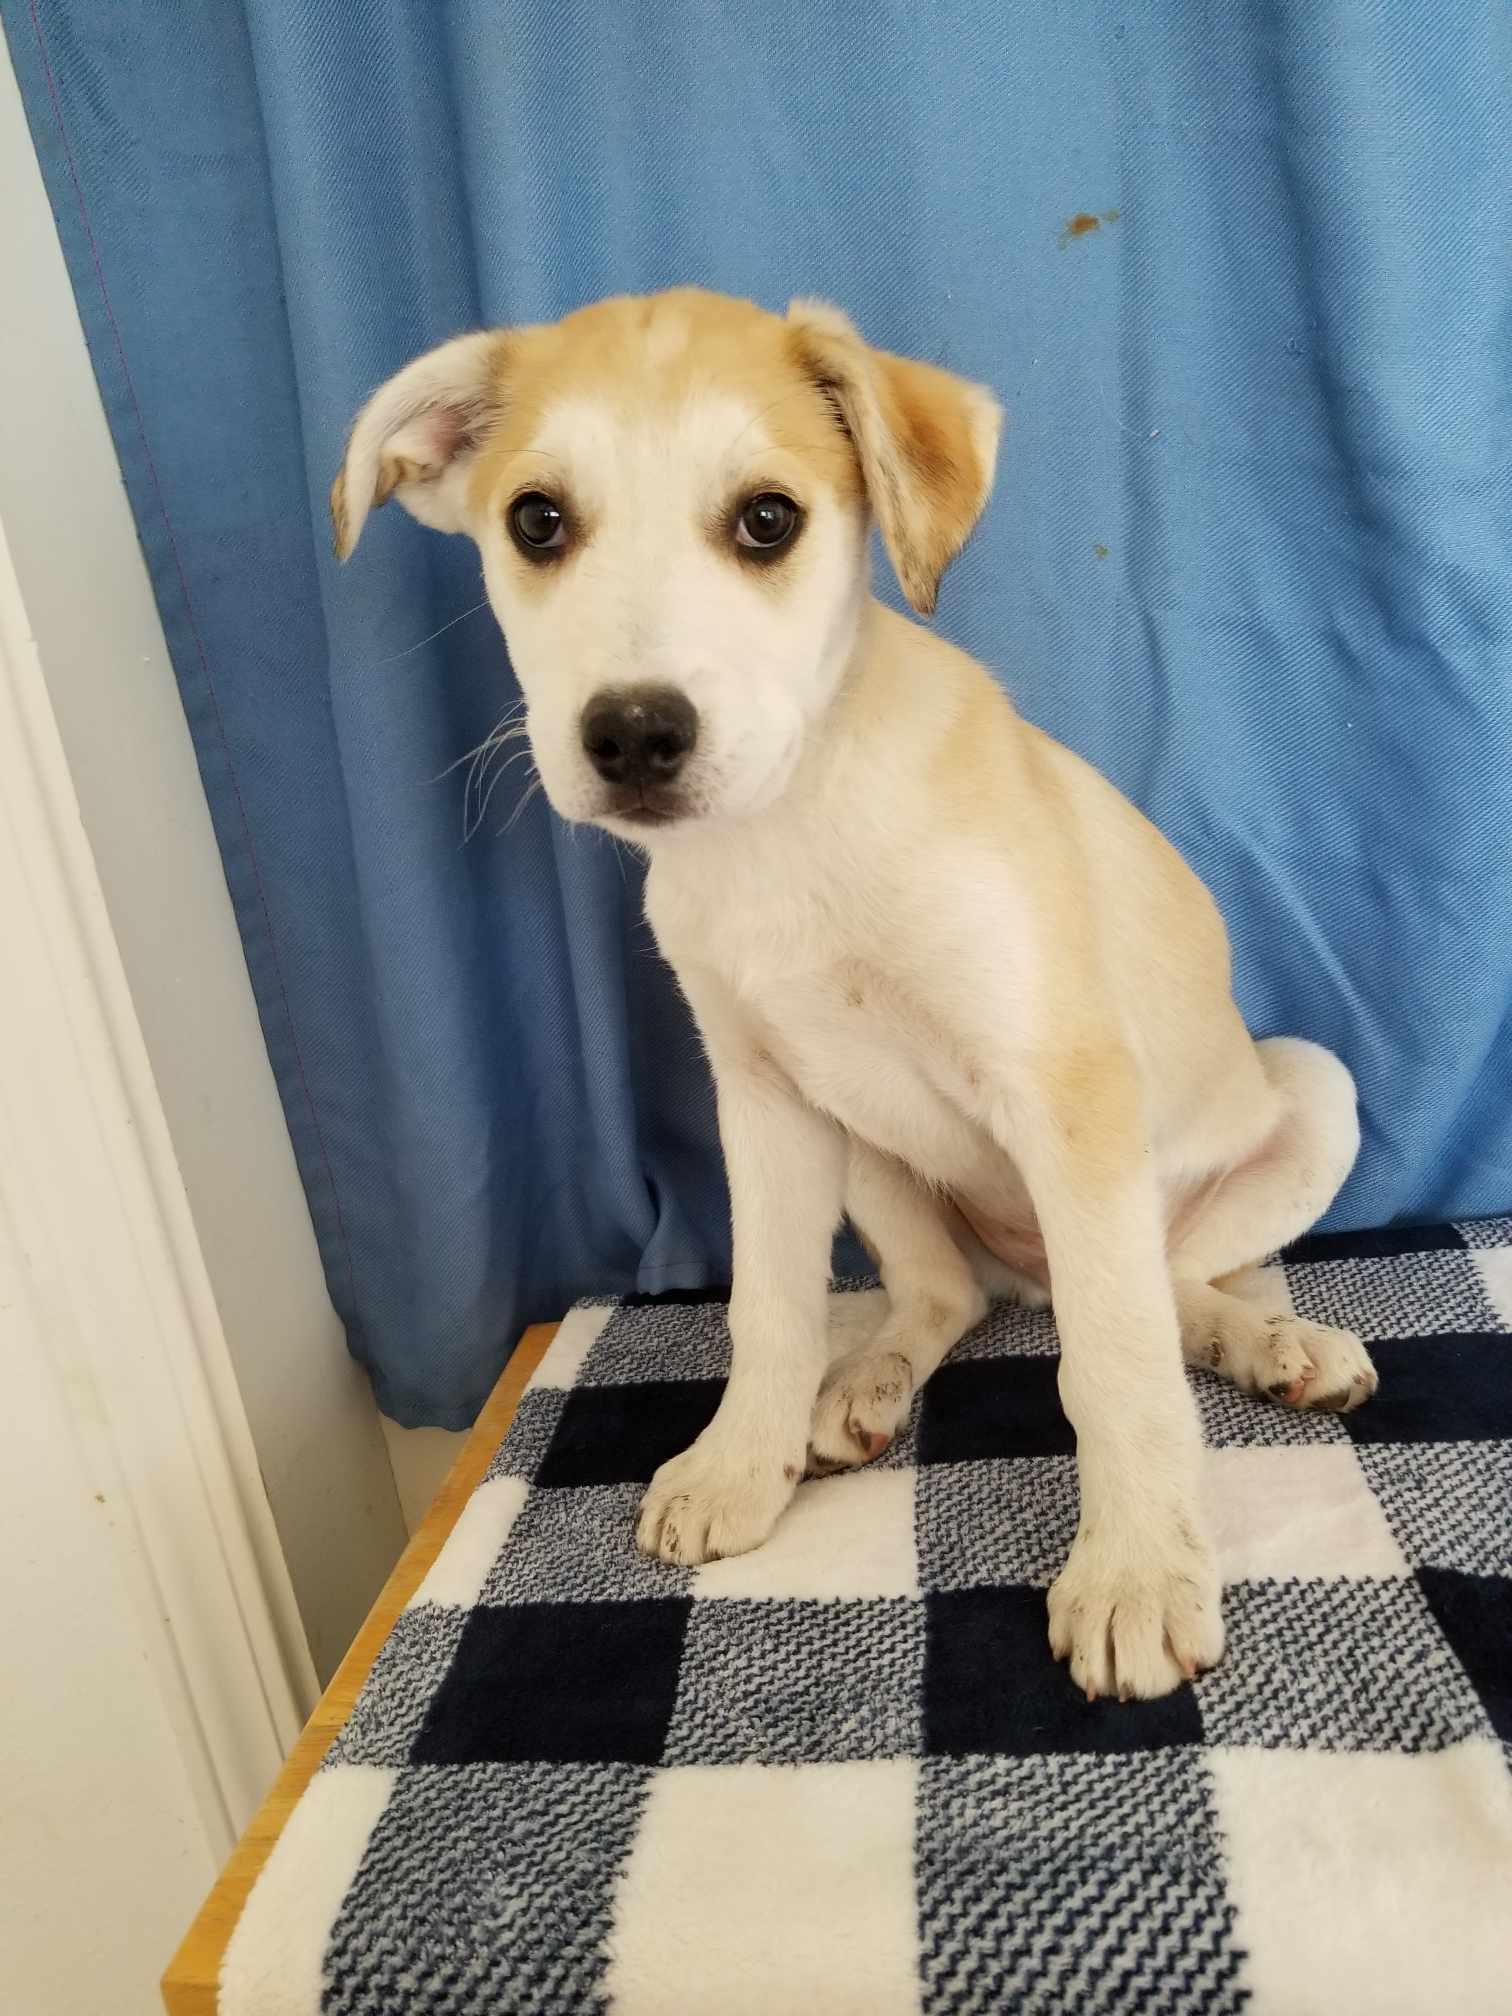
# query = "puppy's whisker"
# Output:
<box><xmin>488</xmin><ymin>746</ymin><xmax>537</xmax><ymax>782</ymax></box>
<box><xmin>476</xmin><ymin>734</ymin><xmax>533</xmax><ymax>792</ymax></box>
<box><xmin>462</xmin><ymin>752</ymin><xmax>488</xmax><ymax>827</ymax></box>
<box><xmin>470</xmin><ymin>728</ymin><xmax>513</xmax><ymax>791</ymax></box>
<box><xmin>375</xmin><ymin>599</ymin><xmax>492</xmax><ymax>666</ymax></box>
<box><xmin>471</xmin><ymin>759</ymin><xmax>515</xmax><ymax>838</ymax></box>
<box><xmin>432</xmin><ymin>704</ymin><xmax>529</xmax><ymax>788</ymax></box>
<box><xmin>433</xmin><ymin>738</ymin><xmax>490</xmax><ymax>788</ymax></box>
<box><xmin>461</xmin><ymin>734</ymin><xmax>508</xmax><ymax>834</ymax></box>
<box><xmin>502</xmin><ymin>776</ymin><xmax>544</xmax><ymax>834</ymax></box>
<box><xmin>470</xmin><ymin>755</ymin><xmax>516</xmax><ymax>832</ymax></box>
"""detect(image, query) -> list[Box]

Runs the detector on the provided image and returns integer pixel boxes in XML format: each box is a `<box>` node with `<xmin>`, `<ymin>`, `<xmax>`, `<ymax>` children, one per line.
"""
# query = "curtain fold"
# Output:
<box><xmin>12</xmin><ymin>0</ymin><xmax>1511</xmax><ymax>1425</ymax></box>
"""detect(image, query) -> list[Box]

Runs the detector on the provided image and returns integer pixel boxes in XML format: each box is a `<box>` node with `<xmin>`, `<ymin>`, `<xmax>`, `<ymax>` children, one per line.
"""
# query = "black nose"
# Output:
<box><xmin>580</xmin><ymin>686</ymin><xmax>698</xmax><ymax>788</ymax></box>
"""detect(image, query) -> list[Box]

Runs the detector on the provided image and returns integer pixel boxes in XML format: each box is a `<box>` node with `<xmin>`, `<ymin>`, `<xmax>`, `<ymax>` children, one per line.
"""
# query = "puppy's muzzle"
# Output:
<box><xmin>581</xmin><ymin>685</ymin><xmax>699</xmax><ymax>821</ymax></box>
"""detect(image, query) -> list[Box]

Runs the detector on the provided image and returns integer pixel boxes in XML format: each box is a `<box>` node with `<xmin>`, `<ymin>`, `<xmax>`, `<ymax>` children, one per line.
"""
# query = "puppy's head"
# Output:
<box><xmin>334</xmin><ymin>289</ymin><xmax>1000</xmax><ymax>836</ymax></box>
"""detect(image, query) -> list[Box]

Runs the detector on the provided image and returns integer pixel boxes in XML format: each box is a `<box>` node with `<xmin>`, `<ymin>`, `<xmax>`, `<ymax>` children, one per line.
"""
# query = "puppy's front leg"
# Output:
<box><xmin>637</xmin><ymin>1014</ymin><xmax>845</xmax><ymax>1566</ymax></box>
<box><xmin>1008</xmin><ymin>1050</ymin><xmax>1224</xmax><ymax>1699</ymax></box>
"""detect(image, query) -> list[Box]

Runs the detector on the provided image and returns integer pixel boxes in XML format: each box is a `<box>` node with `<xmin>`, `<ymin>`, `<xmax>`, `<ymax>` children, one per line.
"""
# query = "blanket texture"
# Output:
<box><xmin>224</xmin><ymin>1222</ymin><xmax>1512</xmax><ymax>2015</ymax></box>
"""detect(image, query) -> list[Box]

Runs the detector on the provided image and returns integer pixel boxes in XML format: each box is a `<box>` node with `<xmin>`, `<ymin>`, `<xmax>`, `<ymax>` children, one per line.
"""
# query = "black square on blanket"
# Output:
<box><xmin>414</xmin><ymin>1598</ymin><xmax>692</xmax><ymax>1766</ymax></box>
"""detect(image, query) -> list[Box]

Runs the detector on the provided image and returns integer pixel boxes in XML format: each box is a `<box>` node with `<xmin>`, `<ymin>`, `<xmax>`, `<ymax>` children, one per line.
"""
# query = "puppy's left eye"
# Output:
<box><xmin>509</xmin><ymin>492</ymin><xmax>567</xmax><ymax>554</ymax></box>
<box><xmin>735</xmin><ymin>493</ymin><xmax>800</xmax><ymax>551</ymax></box>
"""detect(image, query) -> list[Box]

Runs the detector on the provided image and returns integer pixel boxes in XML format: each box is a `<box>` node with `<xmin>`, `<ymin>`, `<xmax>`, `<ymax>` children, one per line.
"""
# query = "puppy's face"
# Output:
<box><xmin>334</xmin><ymin>290</ymin><xmax>1000</xmax><ymax>838</ymax></box>
<box><xmin>469</xmin><ymin>298</ymin><xmax>873</xmax><ymax>834</ymax></box>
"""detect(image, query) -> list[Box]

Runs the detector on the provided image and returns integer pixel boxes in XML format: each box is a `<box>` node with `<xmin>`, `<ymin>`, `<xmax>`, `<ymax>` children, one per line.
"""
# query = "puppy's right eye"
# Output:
<box><xmin>736</xmin><ymin>492</ymin><xmax>800</xmax><ymax>551</ymax></box>
<box><xmin>509</xmin><ymin>492</ymin><xmax>567</xmax><ymax>554</ymax></box>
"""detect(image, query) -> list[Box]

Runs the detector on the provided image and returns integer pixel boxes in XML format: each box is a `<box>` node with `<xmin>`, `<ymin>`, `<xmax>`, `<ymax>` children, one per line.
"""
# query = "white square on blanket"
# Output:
<box><xmin>605</xmin><ymin>1758</ymin><xmax>920</xmax><ymax>2016</ymax></box>
<box><xmin>1211</xmin><ymin>1739</ymin><xmax>1512</xmax><ymax>2015</ymax></box>
<box><xmin>1472</xmin><ymin>1246</ymin><xmax>1512</xmax><ymax>1329</ymax></box>
<box><xmin>1202</xmin><ymin>1445</ymin><xmax>1407</xmax><ymax>1582</ymax></box>
<box><xmin>529</xmin><ymin>1304</ymin><xmax>613</xmax><ymax>1389</ymax></box>
<box><xmin>692</xmin><ymin>1466</ymin><xmax>918</xmax><ymax>1601</ymax></box>
<box><xmin>220</xmin><ymin>1764</ymin><xmax>397</xmax><ymax>2016</ymax></box>
<box><xmin>406</xmin><ymin>1475</ymin><xmax>529</xmax><ymax>1610</ymax></box>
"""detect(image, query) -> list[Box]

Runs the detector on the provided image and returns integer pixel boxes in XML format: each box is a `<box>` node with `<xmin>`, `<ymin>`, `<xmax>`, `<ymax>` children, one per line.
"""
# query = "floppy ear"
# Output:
<box><xmin>329</xmin><ymin>329</ymin><xmax>510</xmax><ymax>560</ymax></box>
<box><xmin>786</xmin><ymin>301</ymin><xmax>1001</xmax><ymax>616</ymax></box>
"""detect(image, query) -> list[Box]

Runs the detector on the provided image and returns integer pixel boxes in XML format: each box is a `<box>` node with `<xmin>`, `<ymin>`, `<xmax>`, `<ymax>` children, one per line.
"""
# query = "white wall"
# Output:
<box><xmin>0</xmin><ymin>26</ymin><xmax>406</xmax><ymax>1684</ymax></box>
<box><xmin>382</xmin><ymin>1416</ymin><xmax>468</xmax><ymax>1533</ymax></box>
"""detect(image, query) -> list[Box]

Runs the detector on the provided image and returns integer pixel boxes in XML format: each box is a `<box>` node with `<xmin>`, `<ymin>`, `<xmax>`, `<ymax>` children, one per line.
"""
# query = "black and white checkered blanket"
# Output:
<box><xmin>224</xmin><ymin>1223</ymin><xmax>1512</xmax><ymax>2015</ymax></box>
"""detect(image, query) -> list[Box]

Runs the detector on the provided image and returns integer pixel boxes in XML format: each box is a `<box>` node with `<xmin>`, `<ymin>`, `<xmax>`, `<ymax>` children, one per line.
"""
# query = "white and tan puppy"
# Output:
<box><xmin>335</xmin><ymin>288</ymin><xmax>1375</xmax><ymax>1700</ymax></box>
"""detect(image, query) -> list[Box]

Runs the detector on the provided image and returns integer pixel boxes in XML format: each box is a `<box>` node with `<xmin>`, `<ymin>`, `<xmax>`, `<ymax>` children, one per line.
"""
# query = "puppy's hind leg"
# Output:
<box><xmin>808</xmin><ymin>1143</ymin><xmax>987</xmax><ymax>1471</ymax></box>
<box><xmin>1172</xmin><ymin>1037</ymin><xmax>1376</xmax><ymax>1413</ymax></box>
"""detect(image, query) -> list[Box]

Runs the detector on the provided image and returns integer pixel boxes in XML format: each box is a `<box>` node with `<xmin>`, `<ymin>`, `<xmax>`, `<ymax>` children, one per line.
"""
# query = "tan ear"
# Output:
<box><xmin>329</xmin><ymin>329</ymin><xmax>510</xmax><ymax>560</ymax></box>
<box><xmin>786</xmin><ymin>300</ymin><xmax>1001</xmax><ymax>616</ymax></box>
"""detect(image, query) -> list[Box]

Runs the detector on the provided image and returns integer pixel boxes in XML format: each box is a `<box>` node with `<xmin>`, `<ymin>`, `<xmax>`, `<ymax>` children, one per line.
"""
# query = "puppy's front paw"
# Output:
<box><xmin>1048</xmin><ymin>1518</ymin><xmax>1224</xmax><ymax>1701</ymax></box>
<box><xmin>635</xmin><ymin>1435</ymin><xmax>798</xmax><ymax>1566</ymax></box>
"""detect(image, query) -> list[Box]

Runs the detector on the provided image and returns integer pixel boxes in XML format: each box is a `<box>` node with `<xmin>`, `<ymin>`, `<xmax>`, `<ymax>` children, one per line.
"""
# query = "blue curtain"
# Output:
<box><xmin>12</xmin><ymin>1</ymin><xmax>1512</xmax><ymax>1426</ymax></box>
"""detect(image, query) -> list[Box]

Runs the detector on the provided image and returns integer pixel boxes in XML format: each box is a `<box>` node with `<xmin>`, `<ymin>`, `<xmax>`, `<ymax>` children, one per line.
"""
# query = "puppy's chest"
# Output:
<box><xmin>649</xmin><ymin>854</ymin><xmax>996</xmax><ymax>1176</ymax></box>
<box><xmin>724</xmin><ymin>940</ymin><xmax>989</xmax><ymax>1176</ymax></box>
<box><xmin>773</xmin><ymin>961</ymin><xmax>993</xmax><ymax>1173</ymax></box>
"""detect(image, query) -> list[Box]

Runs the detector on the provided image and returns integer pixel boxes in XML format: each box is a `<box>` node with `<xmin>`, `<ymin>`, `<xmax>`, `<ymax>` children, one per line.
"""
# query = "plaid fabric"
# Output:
<box><xmin>223</xmin><ymin>1224</ymin><xmax>1512</xmax><ymax>2015</ymax></box>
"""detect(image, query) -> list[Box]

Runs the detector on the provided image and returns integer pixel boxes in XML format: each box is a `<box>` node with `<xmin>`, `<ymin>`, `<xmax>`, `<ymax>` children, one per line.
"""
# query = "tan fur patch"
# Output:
<box><xmin>643</xmin><ymin>302</ymin><xmax>692</xmax><ymax>366</ymax></box>
<box><xmin>785</xmin><ymin>300</ymin><xmax>1000</xmax><ymax>614</ymax></box>
<box><xmin>328</xmin><ymin>471</ymin><xmax>349</xmax><ymax>557</ymax></box>
<box><xmin>1038</xmin><ymin>1044</ymin><xmax>1147</xmax><ymax>1188</ymax></box>
<box><xmin>466</xmin><ymin>290</ymin><xmax>865</xmax><ymax>526</ymax></box>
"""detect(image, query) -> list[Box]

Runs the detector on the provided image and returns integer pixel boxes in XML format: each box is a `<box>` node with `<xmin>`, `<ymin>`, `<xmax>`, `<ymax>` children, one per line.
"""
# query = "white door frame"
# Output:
<box><xmin>0</xmin><ymin>509</ymin><xmax>309</xmax><ymax>1851</ymax></box>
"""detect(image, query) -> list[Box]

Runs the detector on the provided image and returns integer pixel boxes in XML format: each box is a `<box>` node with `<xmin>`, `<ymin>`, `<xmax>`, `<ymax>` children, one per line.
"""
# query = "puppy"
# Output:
<box><xmin>335</xmin><ymin>287</ymin><xmax>1374</xmax><ymax>1699</ymax></box>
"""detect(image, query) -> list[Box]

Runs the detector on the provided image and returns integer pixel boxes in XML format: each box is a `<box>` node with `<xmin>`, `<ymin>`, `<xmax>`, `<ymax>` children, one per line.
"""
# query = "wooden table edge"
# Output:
<box><xmin>161</xmin><ymin>1320</ymin><xmax>560</xmax><ymax>2016</ymax></box>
